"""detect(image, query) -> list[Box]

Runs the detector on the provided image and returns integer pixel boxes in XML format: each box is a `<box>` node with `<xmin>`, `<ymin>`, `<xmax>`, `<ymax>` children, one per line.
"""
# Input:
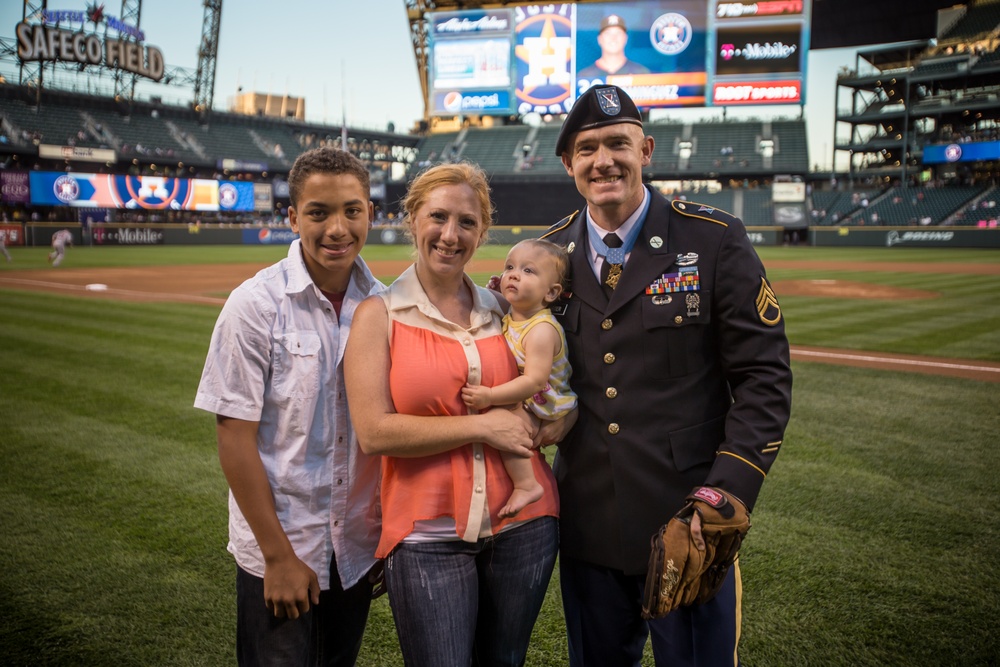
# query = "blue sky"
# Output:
<box><xmin>2</xmin><ymin>1</ymin><xmax>868</xmax><ymax>170</ymax></box>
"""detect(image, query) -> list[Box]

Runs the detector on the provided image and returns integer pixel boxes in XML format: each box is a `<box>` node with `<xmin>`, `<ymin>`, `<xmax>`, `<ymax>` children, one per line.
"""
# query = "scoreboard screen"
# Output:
<box><xmin>427</xmin><ymin>0</ymin><xmax>811</xmax><ymax>116</ymax></box>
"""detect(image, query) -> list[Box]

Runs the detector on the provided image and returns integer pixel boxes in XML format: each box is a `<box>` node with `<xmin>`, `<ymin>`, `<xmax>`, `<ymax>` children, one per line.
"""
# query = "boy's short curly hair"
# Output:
<box><xmin>287</xmin><ymin>147</ymin><xmax>370</xmax><ymax>207</ymax></box>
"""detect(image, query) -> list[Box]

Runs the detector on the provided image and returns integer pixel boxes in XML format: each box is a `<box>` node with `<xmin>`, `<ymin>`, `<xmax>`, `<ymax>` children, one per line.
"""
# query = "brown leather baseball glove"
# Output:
<box><xmin>641</xmin><ymin>486</ymin><xmax>750</xmax><ymax>619</ymax></box>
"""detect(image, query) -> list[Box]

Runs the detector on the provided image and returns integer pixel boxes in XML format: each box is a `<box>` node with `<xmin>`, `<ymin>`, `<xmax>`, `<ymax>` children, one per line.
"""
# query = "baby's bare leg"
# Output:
<box><xmin>499</xmin><ymin>452</ymin><xmax>543</xmax><ymax>518</ymax></box>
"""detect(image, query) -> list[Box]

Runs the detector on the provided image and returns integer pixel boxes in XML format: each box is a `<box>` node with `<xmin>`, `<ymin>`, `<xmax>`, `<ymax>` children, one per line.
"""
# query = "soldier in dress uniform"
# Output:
<box><xmin>539</xmin><ymin>85</ymin><xmax>793</xmax><ymax>667</ymax></box>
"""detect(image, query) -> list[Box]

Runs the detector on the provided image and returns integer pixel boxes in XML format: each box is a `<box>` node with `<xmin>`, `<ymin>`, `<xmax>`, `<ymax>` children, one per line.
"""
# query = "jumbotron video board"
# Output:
<box><xmin>27</xmin><ymin>171</ymin><xmax>264</xmax><ymax>212</ymax></box>
<box><xmin>427</xmin><ymin>0</ymin><xmax>811</xmax><ymax>116</ymax></box>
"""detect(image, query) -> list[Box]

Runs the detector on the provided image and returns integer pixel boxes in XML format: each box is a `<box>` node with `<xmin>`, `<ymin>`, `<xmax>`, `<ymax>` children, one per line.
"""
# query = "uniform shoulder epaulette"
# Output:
<box><xmin>671</xmin><ymin>200</ymin><xmax>739</xmax><ymax>227</ymax></box>
<box><xmin>540</xmin><ymin>210</ymin><xmax>580</xmax><ymax>239</ymax></box>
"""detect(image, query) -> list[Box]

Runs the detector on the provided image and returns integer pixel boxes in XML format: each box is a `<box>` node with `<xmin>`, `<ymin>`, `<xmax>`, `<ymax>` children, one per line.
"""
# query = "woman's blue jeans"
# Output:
<box><xmin>384</xmin><ymin>516</ymin><xmax>558</xmax><ymax>667</ymax></box>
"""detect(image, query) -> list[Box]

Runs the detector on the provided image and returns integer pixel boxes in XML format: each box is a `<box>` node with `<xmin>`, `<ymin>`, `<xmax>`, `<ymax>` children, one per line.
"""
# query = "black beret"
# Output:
<box><xmin>555</xmin><ymin>85</ymin><xmax>642</xmax><ymax>156</ymax></box>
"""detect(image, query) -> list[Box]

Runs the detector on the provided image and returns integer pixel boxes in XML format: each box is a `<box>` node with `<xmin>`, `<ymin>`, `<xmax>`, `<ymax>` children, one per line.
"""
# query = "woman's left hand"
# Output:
<box><xmin>480</xmin><ymin>407</ymin><xmax>535</xmax><ymax>458</ymax></box>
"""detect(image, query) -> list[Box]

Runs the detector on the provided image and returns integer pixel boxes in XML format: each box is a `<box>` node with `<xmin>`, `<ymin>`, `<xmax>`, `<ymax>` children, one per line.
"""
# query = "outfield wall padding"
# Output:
<box><xmin>811</xmin><ymin>226</ymin><xmax>1000</xmax><ymax>248</ymax></box>
<box><xmin>26</xmin><ymin>223</ymin><xmax>999</xmax><ymax>249</ymax></box>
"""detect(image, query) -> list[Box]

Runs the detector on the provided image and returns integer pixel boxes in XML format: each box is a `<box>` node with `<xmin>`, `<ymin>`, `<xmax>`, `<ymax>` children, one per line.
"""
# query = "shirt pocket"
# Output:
<box><xmin>640</xmin><ymin>290</ymin><xmax>712</xmax><ymax>379</ymax></box>
<box><xmin>272</xmin><ymin>331</ymin><xmax>322</xmax><ymax>399</ymax></box>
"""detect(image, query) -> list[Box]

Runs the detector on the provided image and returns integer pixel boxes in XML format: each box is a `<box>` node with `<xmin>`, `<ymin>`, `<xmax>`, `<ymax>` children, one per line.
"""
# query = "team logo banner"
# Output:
<box><xmin>514</xmin><ymin>4</ymin><xmax>575</xmax><ymax>116</ymax></box>
<box><xmin>28</xmin><ymin>172</ymin><xmax>256</xmax><ymax>211</ymax></box>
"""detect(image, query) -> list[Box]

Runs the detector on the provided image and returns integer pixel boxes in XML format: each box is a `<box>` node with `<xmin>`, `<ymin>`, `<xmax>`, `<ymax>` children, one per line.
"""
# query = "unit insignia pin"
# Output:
<box><xmin>567</xmin><ymin>241</ymin><xmax>576</xmax><ymax>254</ymax></box>
<box><xmin>649</xmin><ymin>236</ymin><xmax>663</xmax><ymax>249</ymax></box>
<box><xmin>685</xmin><ymin>293</ymin><xmax>701</xmax><ymax>318</ymax></box>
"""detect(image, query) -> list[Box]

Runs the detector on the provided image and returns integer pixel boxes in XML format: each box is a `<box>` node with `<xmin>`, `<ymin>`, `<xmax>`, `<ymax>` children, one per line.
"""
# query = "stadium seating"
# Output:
<box><xmin>520</xmin><ymin>125</ymin><xmax>570</xmax><ymax>175</ymax></box>
<box><xmin>405</xmin><ymin>118</ymin><xmax>809</xmax><ymax>179</ymax></box>
<box><xmin>645</xmin><ymin>122</ymin><xmax>686</xmax><ymax>173</ymax></box>
<box><xmin>769</xmin><ymin>121</ymin><xmax>809</xmax><ymax>172</ymax></box>
<box><xmin>952</xmin><ymin>185</ymin><xmax>1000</xmax><ymax>225</ymax></box>
<box><xmin>740</xmin><ymin>189</ymin><xmax>775</xmax><ymax>226</ymax></box>
<box><xmin>671</xmin><ymin>190</ymin><xmax>735</xmax><ymax>215</ymax></box>
<box><xmin>1</xmin><ymin>97</ymin><xmax>107</xmax><ymax>150</ymax></box>
<box><xmin>687</xmin><ymin>121</ymin><xmax>763</xmax><ymax>173</ymax></box>
<box><xmin>411</xmin><ymin>130</ymin><xmax>460</xmax><ymax>171</ymax></box>
<box><xmin>847</xmin><ymin>185</ymin><xmax>985</xmax><ymax>225</ymax></box>
<box><xmin>459</xmin><ymin>126</ymin><xmax>532</xmax><ymax>174</ymax></box>
<box><xmin>941</xmin><ymin>0</ymin><xmax>1000</xmax><ymax>40</ymax></box>
<box><xmin>825</xmin><ymin>190</ymin><xmax>878</xmax><ymax>225</ymax></box>
<box><xmin>809</xmin><ymin>190</ymin><xmax>846</xmax><ymax>225</ymax></box>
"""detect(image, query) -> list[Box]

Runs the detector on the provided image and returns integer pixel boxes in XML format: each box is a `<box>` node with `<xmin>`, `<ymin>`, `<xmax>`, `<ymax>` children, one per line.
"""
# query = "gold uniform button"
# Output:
<box><xmin>608</xmin><ymin>423</ymin><xmax>620</xmax><ymax>435</ymax></box>
<box><xmin>601</xmin><ymin>319</ymin><xmax>613</xmax><ymax>330</ymax></box>
<box><xmin>604</xmin><ymin>353</ymin><xmax>616</xmax><ymax>364</ymax></box>
<box><xmin>674</xmin><ymin>315</ymin><xmax>683</xmax><ymax>324</ymax></box>
<box><xmin>606</xmin><ymin>387</ymin><xmax>618</xmax><ymax>399</ymax></box>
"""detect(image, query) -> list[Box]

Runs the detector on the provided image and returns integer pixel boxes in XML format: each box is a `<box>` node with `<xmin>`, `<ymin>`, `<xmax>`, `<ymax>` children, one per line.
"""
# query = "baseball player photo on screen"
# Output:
<box><xmin>574</xmin><ymin>0</ymin><xmax>708</xmax><ymax>108</ymax></box>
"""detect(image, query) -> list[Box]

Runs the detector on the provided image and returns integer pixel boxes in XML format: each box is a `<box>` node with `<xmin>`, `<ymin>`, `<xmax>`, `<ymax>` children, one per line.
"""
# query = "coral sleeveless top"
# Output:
<box><xmin>375</xmin><ymin>266</ymin><xmax>559</xmax><ymax>558</ymax></box>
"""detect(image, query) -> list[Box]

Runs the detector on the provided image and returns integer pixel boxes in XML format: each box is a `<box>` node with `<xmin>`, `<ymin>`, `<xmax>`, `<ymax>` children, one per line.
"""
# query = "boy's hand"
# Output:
<box><xmin>461</xmin><ymin>383</ymin><xmax>493</xmax><ymax>410</ymax></box>
<box><xmin>263</xmin><ymin>554</ymin><xmax>321</xmax><ymax>619</ymax></box>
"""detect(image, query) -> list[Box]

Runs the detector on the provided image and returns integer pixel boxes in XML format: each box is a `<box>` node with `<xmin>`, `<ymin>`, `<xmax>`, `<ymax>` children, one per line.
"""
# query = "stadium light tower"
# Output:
<box><xmin>18</xmin><ymin>0</ymin><xmax>46</xmax><ymax>99</ymax></box>
<box><xmin>113</xmin><ymin>0</ymin><xmax>142</xmax><ymax>103</ymax></box>
<box><xmin>405</xmin><ymin>0</ymin><xmax>433</xmax><ymax>128</ymax></box>
<box><xmin>194</xmin><ymin>0</ymin><xmax>223</xmax><ymax>116</ymax></box>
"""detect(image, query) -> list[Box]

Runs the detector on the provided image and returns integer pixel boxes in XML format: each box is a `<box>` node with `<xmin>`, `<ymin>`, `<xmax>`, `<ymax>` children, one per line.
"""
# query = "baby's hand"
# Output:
<box><xmin>486</xmin><ymin>275</ymin><xmax>502</xmax><ymax>291</ymax></box>
<box><xmin>461</xmin><ymin>383</ymin><xmax>493</xmax><ymax>410</ymax></box>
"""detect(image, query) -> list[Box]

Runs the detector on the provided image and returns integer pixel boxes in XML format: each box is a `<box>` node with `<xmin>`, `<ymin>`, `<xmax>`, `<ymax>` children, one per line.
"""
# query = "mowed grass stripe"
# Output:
<box><xmin>1</xmin><ymin>246</ymin><xmax>998</xmax><ymax>665</ymax></box>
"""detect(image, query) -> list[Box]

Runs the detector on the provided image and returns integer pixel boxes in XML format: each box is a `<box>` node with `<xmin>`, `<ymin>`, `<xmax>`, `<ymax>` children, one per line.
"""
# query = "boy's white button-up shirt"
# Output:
<box><xmin>195</xmin><ymin>240</ymin><xmax>384</xmax><ymax>589</ymax></box>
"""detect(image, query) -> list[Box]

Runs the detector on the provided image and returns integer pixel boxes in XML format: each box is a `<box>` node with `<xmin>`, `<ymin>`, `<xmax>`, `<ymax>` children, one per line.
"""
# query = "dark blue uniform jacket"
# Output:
<box><xmin>541</xmin><ymin>186</ymin><xmax>793</xmax><ymax>575</ymax></box>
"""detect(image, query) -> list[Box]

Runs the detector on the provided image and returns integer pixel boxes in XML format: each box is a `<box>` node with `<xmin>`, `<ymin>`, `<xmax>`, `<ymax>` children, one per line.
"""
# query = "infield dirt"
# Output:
<box><xmin>3</xmin><ymin>258</ymin><xmax>999</xmax><ymax>382</ymax></box>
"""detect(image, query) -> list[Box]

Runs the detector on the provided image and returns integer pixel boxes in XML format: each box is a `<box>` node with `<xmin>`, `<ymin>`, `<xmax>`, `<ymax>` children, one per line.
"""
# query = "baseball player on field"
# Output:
<box><xmin>0</xmin><ymin>233</ymin><xmax>11</xmax><ymax>262</ymax></box>
<box><xmin>48</xmin><ymin>229</ymin><xmax>73</xmax><ymax>266</ymax></box>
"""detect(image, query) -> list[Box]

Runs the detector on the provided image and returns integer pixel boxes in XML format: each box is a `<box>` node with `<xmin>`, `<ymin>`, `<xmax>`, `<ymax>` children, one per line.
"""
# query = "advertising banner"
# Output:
<box><xmin>39</xmin><ymin>144</ymin><xmax>117</xmax><ymax>163</ymax></box>
<box><xmin>30</xmin><ymin>172</ymin><xmax>214</xmax><ymax>209</ymax></box>
<box><xmin>218</xmin><ymin>181</ymin><xmax>256</xmax><ymax>212</ymax></box>
<box><xmin>773</xmin><ymin>202</ymin><xmax>807</xmax><ymax>228</ymax></box>
<box><xmin>923</xmin><ymin>141</ymin><xmax>1000</xmax><ymax>164</ymax></box>
<box><xmin>242</xmin><ymin>228</ymin><xmax>299</xmax><ymax>245</ymax></box>
<box><xmin>715</xmin><ymin>24</ymin><xmax>803</xmax><ymax>76</ymax></box>
<box><xmin>219</xmin><ymin>158</ymin><xmax>269</xmax><ymax>172</ymax></box>
<box><xmin>28</xmin><ymin>172</ymin><xmax>256</xmax><ymax>211</ymax></box>
<box><xmin>91</xmin><ymin>227</ymin><xmax>165</xmax><ymax>245</ymax></box>
<box><xmin>253</xmin><ymin>183</ymin><xmax>274</xmax><ymax>212</ymax></box>
<box><xmin>1</xmin><ymin>171</ymin><xmax>30</xmax><ymax>204</ymax></box>
<box><xmin>0</xmin><ymin>224</ymin><xmax>24</xmax><ymax>246</ymax></box>
<box><xmin>428</xmin><ymin>0</ymin><xmax>810</xmax><ymax>115</ymax></box>
<box><xmin>430</xmin><ymin>10</ymin><xmax>516</xmax><ymax>116</ymax></box>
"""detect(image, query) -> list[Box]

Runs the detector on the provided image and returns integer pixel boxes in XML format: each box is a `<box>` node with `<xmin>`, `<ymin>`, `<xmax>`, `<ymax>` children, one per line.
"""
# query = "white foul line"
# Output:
<box><xmin>0</xmin><ymin>277</ymin><xmax>226</xmax><ymax>305</ymax></box>
<box><xmin>792</xmin><ymin>348</ymin><xmax>1000</xmax><ymax>374</ymax></box>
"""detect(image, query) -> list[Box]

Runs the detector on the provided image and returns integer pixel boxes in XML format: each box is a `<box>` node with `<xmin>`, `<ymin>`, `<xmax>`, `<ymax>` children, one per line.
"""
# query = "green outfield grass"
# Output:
<box><xmin>1</xmin><ymin>245</ymin><xmax>998</xmax><ymax>665</ymax></box>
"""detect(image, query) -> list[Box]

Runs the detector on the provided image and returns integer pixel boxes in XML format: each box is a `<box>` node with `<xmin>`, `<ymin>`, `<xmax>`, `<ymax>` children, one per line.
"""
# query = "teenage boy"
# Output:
<box><xmin>195</xmin><ymin>148</ymin><xmax>384</xmax><ymax>666</ymax></box>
